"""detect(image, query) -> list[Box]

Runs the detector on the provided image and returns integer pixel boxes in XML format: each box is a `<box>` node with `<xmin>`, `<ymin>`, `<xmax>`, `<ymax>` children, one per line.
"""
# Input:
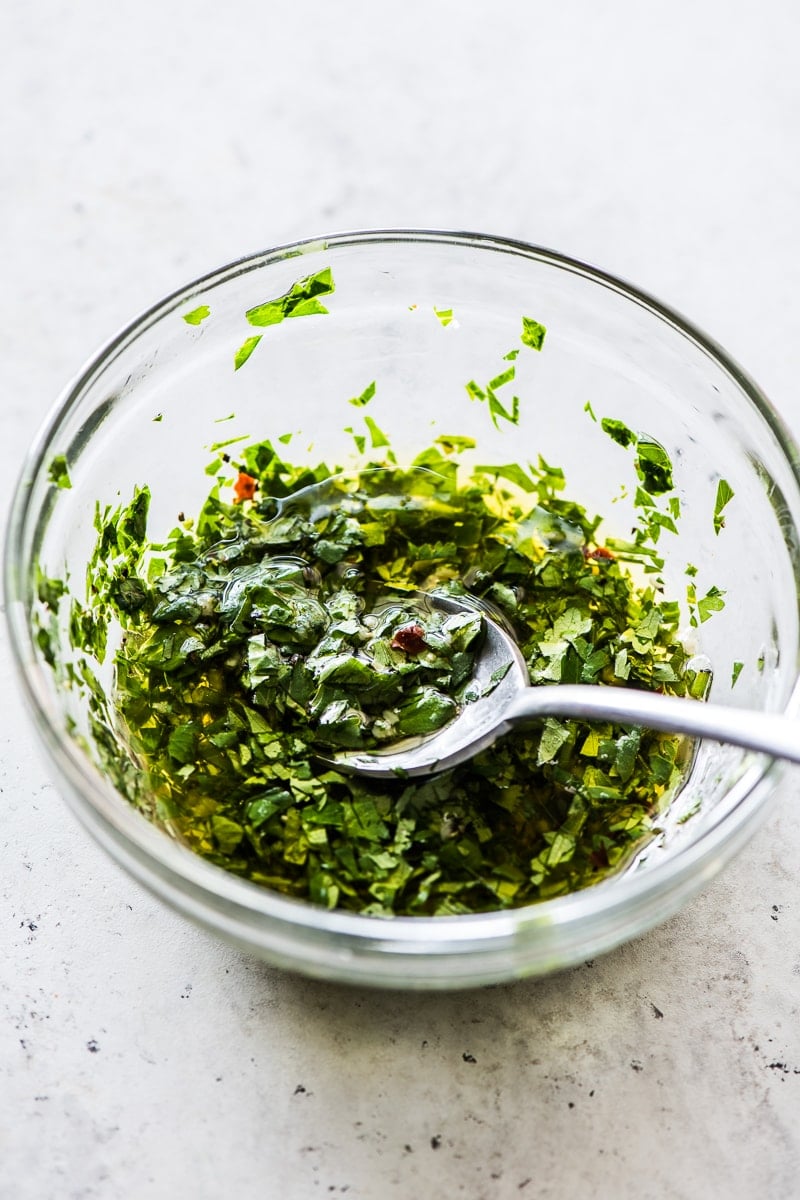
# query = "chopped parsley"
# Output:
<box><xmin>521</xmin><ymin>317</ymin><xmax>547</xmax><ymax>351</ymax></box>
<box><xmin>234</xmin><ymin>335</ymin><xmax>262</xmax><ymax>371</ymax></box>
<box><xmin>713</xmin><ymin>479</ymin><xmax>734</xmax><ymax>535</ymax></box>
<box><xmin>55</xmin><ymin>432</ymin><xmax>710</xmax><ymax>916</ymax></box>
<box><xmin>349</xmin><ymin>381</ymin><xmax>377</xmax><ymax>408</ymax></box>
<box><xmin>182</xmin><ymin>305</ymin><xmax>211</xmax><ymax>326</ymax></box>
<box><xmin>246</xmin><ymin>267</ymin><xmax>335</xmax><ymax>327</ymax></box>
<box><xmin>48</xmin><ymin>454</ymin><xmax>72</xmax><ymax>490</ymax></box>
<box><xmin>33</xmin><ymin>292</ymin><xmax>732</xmax><ymax>918</ymax></box>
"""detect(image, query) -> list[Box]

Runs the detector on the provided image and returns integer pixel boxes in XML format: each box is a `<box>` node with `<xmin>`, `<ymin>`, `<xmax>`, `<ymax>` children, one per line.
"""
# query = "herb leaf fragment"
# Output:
<box><xmin>182</xmin><ymin>305</ymin><xmax>211</xmax><ymax>326</ymax></box>
<box><xmin>47</xmin><ymin>454</ymin><xmax>72</xmax><ymax>490</ymax></box>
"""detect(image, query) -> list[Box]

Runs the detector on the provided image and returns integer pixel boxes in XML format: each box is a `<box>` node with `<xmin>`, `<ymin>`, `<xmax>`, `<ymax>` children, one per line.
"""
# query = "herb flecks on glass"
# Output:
<box><xmin>229</xmin><ymin>267</ymin><xmax>335</xmax><ymax>370</ymax></box>
<box><xmin>70</xmin><ymin>433</ymin><xmax>708</xmax><ymax>916</ymax></box>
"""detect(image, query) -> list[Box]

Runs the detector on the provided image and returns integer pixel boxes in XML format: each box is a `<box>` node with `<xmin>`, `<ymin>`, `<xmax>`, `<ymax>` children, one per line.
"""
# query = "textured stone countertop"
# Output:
<box><xmin>3</xmin><ymin>3</ymin><xmax>800</xmax><ymax>1197</ymax></box>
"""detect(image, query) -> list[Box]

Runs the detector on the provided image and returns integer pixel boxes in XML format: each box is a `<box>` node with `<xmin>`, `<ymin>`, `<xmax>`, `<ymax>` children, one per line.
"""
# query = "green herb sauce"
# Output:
<box><xmin>39</xmin><ymin>269</ymin><xmax>721</xmax><ymax>916</ymax></box>
<box><xmin>74</xmin><ymin>440</ymin><xmax>709</xmax><ymax>916</ymax></box>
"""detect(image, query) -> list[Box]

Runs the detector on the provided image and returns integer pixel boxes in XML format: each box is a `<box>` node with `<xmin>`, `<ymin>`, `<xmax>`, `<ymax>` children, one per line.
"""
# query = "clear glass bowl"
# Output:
<box><xmin>6</xmin><ymin>230</ymin><xmax>800</xmax><ymax>989</ymax></box>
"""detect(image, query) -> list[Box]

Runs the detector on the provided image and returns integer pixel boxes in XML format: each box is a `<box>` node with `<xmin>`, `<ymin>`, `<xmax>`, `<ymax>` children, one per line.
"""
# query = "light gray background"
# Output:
<box><xmin>3</xmin><ymin>3</ymin><xmax>800</xmax><ymax>1197</ymax></box>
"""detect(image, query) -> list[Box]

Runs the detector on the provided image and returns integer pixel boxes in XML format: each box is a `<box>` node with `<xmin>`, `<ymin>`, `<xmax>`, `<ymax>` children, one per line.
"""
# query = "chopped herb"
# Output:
<box><xmin>38</xmin><ymin>303</ymin><xmax>725</xmax><ymax>919</ymax></box>
<box><xmin>521</xmin><ymin>317</ymin><xmax>547</xmax><ymax>351</ymax></box>
<box><xmin>48</xmin><ymin>455</ymin><xmax>72</xmax><ymax>490</ymax></box>
<box><xmin>635</xmin><ymin>438</ymin><xmax>674</xmax><ymax>495</ymax></box>
<box><xmin>601</xmin><ymin>417</ymin><xmax>636</xmax><ymax>449</ymax></box>
<box><xmin>364</xmin><ymin>415</ymin><xmax>390</xmax><ymax>449</ymax></box>
<box><xmin>182</xmin><ymin>305</ymin><xmax>211</xmax><ymax>326</ymax></box>
<box><xmin>713</xmin><ymin>479</ymin><xmax>734</xmax><ymax>535</ymax></box>
<box><xmin>486</xmin><ymin>389</ymin><xmax>519</xmax><ymax>429</ymax></box>
<box><xmin>234</xmin><ymin>336</ymin><xmax>262</xmax><ymax>371</ymax></box>
<box><xmin>678</xmin><ymin>799</ymin><xmax>702</xmax><ymax>825</ymax></box>
<box><xmin>488</xmin><ymin>367</ymin><xmax>516</xmax><ymax>391</ymax></box>
<box><xmin>697</xmin><ymin>585</ymin><xmax>726</xmax><ymax>623</ymax></box>
<box><xmin>349</xmin><ymin>382</ymin><xmax>376</xmax><ymax>408</ymax></box>
<box><xmin>731</xmin><ymin>660</ymin><xmax>744</xmax><ymax>687</ymax></box>
<box><xmin>246</xmin><ymin>267</ymin><xmax>335</xmax><ymax>328</ymax></box>
<box><xmin>433</xmin><ymin>307</ymin><xmax>454</xmax><ymax>326</ymax></box>
<box><xmin>59</xmin><ymin>427</ymin><xmax>705</xmax><ymax>917</ymax></box>
<box><xmin>435</xmin><ymin>435</ymin><xmax>476</xmax><ymax>455</ymax></box>
<box><xmin>209</xmin><ymin>435</ymin><xmax>249</xmax><ymax>452</ymax></box>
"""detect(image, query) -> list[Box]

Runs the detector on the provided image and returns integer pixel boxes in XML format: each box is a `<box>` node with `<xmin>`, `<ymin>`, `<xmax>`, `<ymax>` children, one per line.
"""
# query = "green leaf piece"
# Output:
<box><xmin>521</xmin><ymin>317</ymin><xmax>547</xmax><ymax>350</ymax></box>
<box><xmin>364</xmin><ymin>416</ymin><xmax>390</xmax><ymax>448</ymax></box>
<box><xmin>246</xmin><ymin>267</ymin><xmax>335</xmax><ymax>328</ymax></box>
<box><xmin>601</xmin><ymin>418</ymin><xmax>636</xmax><ymax>449</ymax></box>
<box><xmin>713</xmin><ymin>478</ymin><xmax>734</xmax><ymax>535</ymax></box>
<box><xmin>48</xmin><ymin>454</ymin><xmax>72</xmax><ymax>489</ymax></box>
<box><xmin>349</xmin><ymin>381</ymin><xmax>376</xmax><ymax>408</ymax></box>
<box><xmin>697</xmin><ymin>585</ymin><xmax>726</xmax><ymax>623</ymax></box>
<box><xmin>182</xmin><ymin>305</ymin><xmax>211</xmax><ymax>326</ymax></box>
<box><xmin>234</xmin><ymin>335</ymin><xmax>263</xmax><ymax>370</ymax></box>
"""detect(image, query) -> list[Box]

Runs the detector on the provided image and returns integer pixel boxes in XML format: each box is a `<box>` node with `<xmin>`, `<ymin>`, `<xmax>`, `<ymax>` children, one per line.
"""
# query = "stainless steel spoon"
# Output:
<box><xmin>330</xmin><ymin>593</ymin><xmax>800</xmax><ymax>779</ymax></box>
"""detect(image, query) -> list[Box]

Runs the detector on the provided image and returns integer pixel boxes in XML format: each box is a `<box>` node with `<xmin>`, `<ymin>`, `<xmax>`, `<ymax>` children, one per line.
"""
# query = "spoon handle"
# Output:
<box><xmin>503</xmin><ymin>685</ymin><xmax>800</xmax><ymax>765</ymax></box>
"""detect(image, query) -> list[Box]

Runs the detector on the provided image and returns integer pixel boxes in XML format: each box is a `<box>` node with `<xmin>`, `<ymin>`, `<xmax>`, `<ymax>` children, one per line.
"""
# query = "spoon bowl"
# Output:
<box><xmin>330</xmin><ymin>592</ymin><xmax>800</xmax><ymax>778</ymax></box>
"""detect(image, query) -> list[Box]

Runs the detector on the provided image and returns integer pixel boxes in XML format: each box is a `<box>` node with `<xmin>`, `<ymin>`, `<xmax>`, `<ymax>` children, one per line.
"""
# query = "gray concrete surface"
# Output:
<box><xmin>3</xmin><ymin>3</ymin><xmax>800</xmax><ymax>1197</ymax></box>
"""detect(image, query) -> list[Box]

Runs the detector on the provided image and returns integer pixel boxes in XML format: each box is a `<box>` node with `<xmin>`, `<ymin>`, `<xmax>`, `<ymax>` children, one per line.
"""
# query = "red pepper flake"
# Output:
<box><xmin>391</xmin><ymin>623</ymin><xmax>428</xmax><ymax>655</ymax></box>
<box><xmin>233</xmin><ymin>472</ymin><xmax>257</xmax><ymax>503</ymax></box>
<box><xmin>589</xmin><ymin>846</ymin><xmax>610</xmax><ymax>870</ymax></box>
<box><xmin>582</xmin><ymin>545</ymin><xmax>615</xmax><ymax>562</ymax></box>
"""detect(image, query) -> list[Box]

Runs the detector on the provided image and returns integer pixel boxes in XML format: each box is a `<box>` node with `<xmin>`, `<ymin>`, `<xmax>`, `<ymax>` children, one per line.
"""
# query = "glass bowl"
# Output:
<box><xmin>6</xmin><ymin>229</ymin><xmax>800</xmax><ymax>989</ymax></box>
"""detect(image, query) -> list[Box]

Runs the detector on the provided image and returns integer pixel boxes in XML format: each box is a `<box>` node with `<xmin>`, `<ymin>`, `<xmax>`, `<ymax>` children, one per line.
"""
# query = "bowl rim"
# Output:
<box><xmin>5</xmin><ymin>226</ymin><xmax>800</xmax><ymax>953</ymax></box>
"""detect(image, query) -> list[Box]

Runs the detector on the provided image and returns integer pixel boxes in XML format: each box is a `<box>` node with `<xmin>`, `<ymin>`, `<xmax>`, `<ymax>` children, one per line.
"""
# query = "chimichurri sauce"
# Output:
<box><xmin>84</xmin><ymin>448</ymin><xmax>706</xmax><ymax>916</ymax></box>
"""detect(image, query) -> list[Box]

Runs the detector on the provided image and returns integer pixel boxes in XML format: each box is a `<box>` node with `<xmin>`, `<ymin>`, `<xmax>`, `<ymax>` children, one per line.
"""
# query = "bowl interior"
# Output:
<box><xmin>8</xmin><ymin>231</ymin><xmax>800</xmax><ymax>981</ymax></box>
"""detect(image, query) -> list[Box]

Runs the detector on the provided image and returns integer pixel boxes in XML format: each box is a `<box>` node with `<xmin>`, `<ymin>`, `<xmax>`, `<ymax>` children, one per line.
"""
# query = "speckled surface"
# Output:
<box><xmin>3</xmin><ymin>2</ymin><xmax>800</xmax><ymax>1197</ymax></box>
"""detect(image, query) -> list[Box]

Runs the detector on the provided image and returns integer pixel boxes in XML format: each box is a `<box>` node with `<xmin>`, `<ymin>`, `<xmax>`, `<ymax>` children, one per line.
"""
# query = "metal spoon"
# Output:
<box><xmin>330</xmin><ymin>593</ymin><xmax>800</xmax><ymax>779</ymax></box>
